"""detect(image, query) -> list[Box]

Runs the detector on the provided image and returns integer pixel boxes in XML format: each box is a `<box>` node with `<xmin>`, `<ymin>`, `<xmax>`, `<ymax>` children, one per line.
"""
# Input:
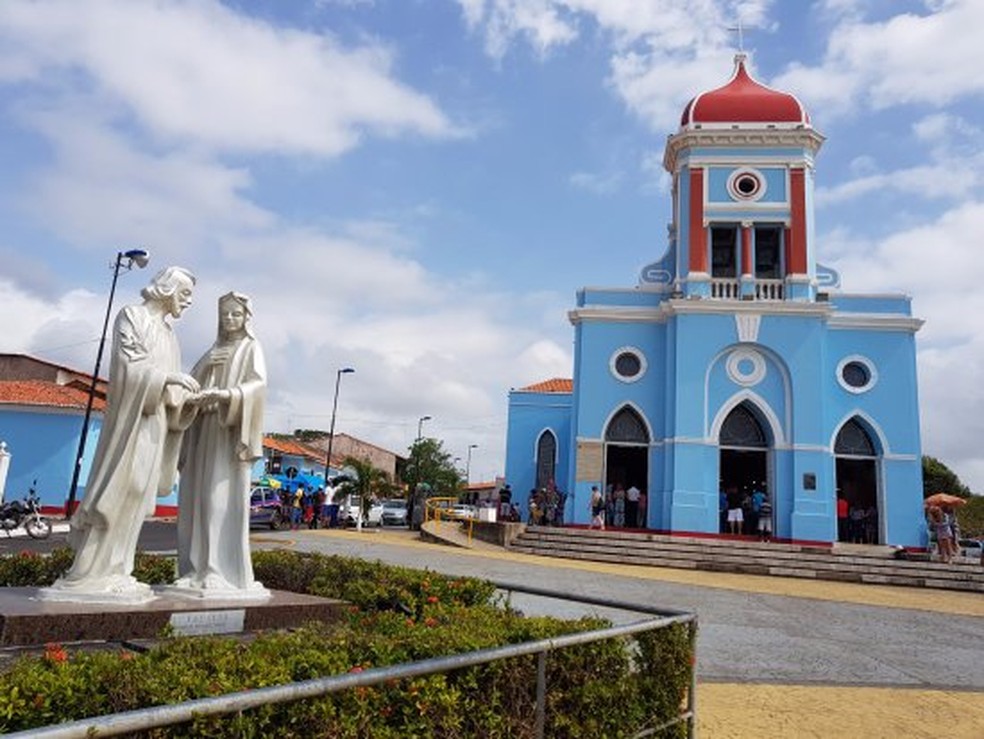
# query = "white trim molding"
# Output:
<box><xmin>726</xmin><ymin>348</ymin><xmax>767</xmax><ymax>387</ymax></box>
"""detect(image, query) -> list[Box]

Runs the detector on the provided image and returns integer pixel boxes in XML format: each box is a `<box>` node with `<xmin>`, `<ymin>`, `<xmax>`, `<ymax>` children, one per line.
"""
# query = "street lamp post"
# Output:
<box><xmin>416</xmin><ymin>415</ymin><xmax>432</xmax><ymax>442</ymax></box>
<box><xmin>66</xmin><ymin>248</ymin><xmax>150</xmax><ymax>517</ymax></box>
<box><xmin>323</xmin><ymin>367</ymin><xmax>355</xmax><ymax>527</ymax></box>
<box><xmin>465</xmin><ymin>444</ymin><xmax>478</xmax><ymax>485</ymax></box>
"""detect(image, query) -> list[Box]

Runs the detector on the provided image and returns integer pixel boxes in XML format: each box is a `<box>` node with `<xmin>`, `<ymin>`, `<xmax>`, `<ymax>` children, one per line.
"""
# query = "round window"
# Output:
<box><xmin>836</xmin><ymin>355</ymin><xmax>877</xmax><ymax>394</ymax></box>
<box><xmin>735</xmin><ymin>175</ymin><xmax>759</xmax><ymax>196</ymax></box>
<box><xmin>727</xmin><ymin>168</ymin><xmax>767</xmax><ymax>202</ymax></box>
<box><xmin>841</xmin><ymin>362</ymin><xmax>870</xmax><ymax>389</ymax></box>
<box><xmin>609</xmin><ymin>347</ymin><xmax>647</xmax><ymax>383</ymax></box>
<box><xmin>615</xmin><ymin>352</ymin><xmax>641</xmax><ymax>378</ymax></box>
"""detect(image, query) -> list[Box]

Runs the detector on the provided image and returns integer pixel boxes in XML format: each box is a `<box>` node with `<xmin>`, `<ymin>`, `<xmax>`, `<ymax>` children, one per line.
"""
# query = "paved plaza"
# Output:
<box><xmin>254</xmin><ymin>527</ymin><xmax>984</xmax><ymax>737</ymax></box>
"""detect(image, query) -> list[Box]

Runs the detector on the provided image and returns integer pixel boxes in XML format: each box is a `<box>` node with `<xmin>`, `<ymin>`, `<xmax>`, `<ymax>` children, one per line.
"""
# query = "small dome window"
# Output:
<box><xmin>727</xmin><ymin>168</ymin><xmax>767</xmax><ymax>202</ymax></box>
<box><xmin>610</xmin><ymin>347</ymin><xmax>647</xmax><ymax>383</ymax></box>
<box><xmin>836</xmin><ymin>355</ymin><xmax>877</xmax><ymax>394</ymax></box>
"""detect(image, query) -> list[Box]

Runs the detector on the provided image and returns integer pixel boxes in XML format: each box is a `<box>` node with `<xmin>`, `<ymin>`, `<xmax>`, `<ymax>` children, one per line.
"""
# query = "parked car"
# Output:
<box><xmin>249</xmin><ymin>486</ymin><xmax>285</xmax><ymax>529</ymax></box>
<box><xmin>381</xmin><ymin>499</ymin><xmax>408</xmax><ymax>526</ymax></box>
<box><xmin>958</xmin><ymin>538</ymin><xmax>983</xmax><ymax>560</ymax></box>
<box><xmin>447</xmin><ymin>504</ymin><xmax>477</xmax><ymax>520</ymax></box>
<box><xmin>339</xmin><ymin>496</ymin><xmax>384</xmax><ymax>527</ymax></box>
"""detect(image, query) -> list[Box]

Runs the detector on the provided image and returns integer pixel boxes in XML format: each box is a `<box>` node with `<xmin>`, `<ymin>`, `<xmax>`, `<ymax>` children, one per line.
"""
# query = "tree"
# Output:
<box><xmin>922</xmin><ymin>456</ymin><xmax>971</xmax><ymax>498</ymax></box>
<box><xmin>405</xmin><ymin>437</ymin><xmax>463</xmax><ymax>498</ymax></box>
<box><xmin>334</xmin><ymin>456</ymin><xmax>395</xmax><ymax>529</ymax></box>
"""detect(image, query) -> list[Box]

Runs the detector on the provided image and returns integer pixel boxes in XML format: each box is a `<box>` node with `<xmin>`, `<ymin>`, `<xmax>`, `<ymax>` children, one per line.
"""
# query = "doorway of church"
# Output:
<box><xmin>836</xmin><ymin>458</ymin><xmax>878</xmax><ymax>544</ymax></box>
<box><xmin>719</xmin><ymin>449</ymin><xmax>768</xmax><ymax>534</ymax></box>
<box><xmin>605</xmin><ymin>445</ymin><xmax>648</xmax><ymax>528</ymax></box>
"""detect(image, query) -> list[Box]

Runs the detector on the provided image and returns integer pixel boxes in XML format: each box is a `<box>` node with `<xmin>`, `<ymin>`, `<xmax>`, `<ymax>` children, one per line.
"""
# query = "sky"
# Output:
<box><xmin>0</xmin><ymin>0</ymin><xmax>982</xmax><ymax>490</ymax></box>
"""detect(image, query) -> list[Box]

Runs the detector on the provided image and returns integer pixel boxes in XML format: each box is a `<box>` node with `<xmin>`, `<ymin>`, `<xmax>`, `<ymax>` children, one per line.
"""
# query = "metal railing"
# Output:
<box><xmin>8</xmin><ymin>582</ymin><xmax>697</xmax><ymax>739</ymax></box>
<box><xmin>424</xmin><ymin>495</ymin><xmax>476</xmax><ymax>542</ymax></box>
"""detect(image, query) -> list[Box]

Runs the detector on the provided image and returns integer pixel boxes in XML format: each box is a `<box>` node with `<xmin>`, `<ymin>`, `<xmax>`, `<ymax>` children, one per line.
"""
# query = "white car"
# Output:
<box><xmin>340</xmin><ymin>496</ymin><xmax>384</xmax><ymax>527</ymax></box>
<box><xmin>447</xmin><ymin>504</ymin><xmax>477</xmax><ymax>520</ymax></box>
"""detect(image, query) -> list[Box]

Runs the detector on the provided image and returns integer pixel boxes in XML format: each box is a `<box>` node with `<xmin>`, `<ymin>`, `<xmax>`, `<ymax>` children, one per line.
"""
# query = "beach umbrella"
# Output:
<box><xmin>259</xmin><ymin>475</ymin><xmax>282</xmax><ymax>489</ymax></box>
<box><xmin>923</xmin><ymin>492</ymin><xmax>966</xmax><ymax>507</ymax></box>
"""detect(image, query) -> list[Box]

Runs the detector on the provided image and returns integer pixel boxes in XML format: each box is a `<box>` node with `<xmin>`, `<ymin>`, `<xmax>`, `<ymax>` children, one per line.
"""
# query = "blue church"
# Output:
<box><xmin>505</xmin><ymin>55</ymin><xmax>925</xmax><ymax>547</ymax></box>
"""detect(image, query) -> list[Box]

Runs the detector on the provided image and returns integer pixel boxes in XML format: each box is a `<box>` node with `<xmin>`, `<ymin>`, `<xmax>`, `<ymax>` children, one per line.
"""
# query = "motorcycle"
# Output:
<box><xmin>0</xmin><ymin>481</ymin><xmax>53</xmax><ymax>540</ymax></box>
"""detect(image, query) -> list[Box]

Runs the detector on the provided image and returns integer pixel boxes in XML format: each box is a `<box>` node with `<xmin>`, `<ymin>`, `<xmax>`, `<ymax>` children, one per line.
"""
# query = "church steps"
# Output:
<box><xmin>509</xmin><ymin>527</ymin><xmax>983</xmax><ymax>592</ymax></box>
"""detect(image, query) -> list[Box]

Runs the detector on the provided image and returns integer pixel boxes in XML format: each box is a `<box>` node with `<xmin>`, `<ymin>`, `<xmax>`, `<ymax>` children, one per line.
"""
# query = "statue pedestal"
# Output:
<box><xmin>0</xmin><ymin>587</ymin><xmax>347</xmax><ymax>646</ymax></box>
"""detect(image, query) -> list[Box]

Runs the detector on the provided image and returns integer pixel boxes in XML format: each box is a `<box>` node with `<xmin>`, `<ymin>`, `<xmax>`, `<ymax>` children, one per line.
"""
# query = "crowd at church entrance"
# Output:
<box><xmin>585</xmin><ymin>483</ymin><xmax>648</xmax><ymax>530</ymax></box>
<box><xmin>719</xmin><ymin>484</ymin><xmax>773</xmax><ymax>541</ymax></box>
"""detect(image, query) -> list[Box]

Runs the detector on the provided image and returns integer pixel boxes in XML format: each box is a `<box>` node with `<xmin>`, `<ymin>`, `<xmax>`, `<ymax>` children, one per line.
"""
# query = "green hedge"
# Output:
<box><xmin>0</xmin><ymin>549</ymin><xmax>694</xmax><ymax>737</ymax></box>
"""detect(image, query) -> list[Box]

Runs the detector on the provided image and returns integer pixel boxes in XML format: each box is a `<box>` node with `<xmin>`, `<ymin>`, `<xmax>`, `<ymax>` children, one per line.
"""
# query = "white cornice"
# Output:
<box><xmin>664</xmin><ymin>128</ymin><xmax>825</xmax><ymax>173</ymax></box>
<box><xmin>569</xmin><ymin>299</ymin><xmax>833</xmax><ymax>325</ymax></box>
<box><xmin>828</xmin><ymin>314</ymin><xmax>924</xmax><ymax>333</ymax></box>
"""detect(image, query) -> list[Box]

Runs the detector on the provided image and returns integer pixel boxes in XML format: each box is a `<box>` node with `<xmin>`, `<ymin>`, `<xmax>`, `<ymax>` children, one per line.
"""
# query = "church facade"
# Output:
<box><xmin>504</xmin><ymin>55</ymin><xmax>925</xmax><ymax>546</ymax></box>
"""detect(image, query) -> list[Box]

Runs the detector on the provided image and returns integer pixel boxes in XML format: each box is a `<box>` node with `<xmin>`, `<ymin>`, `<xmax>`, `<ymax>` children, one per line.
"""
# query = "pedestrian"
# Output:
<box><xmin>928</xmin><ymin>506</ymin><xmax>953</xmax><ymax>563</ymax></box>
<box><xmin>757</xmin><ymin>493</ymin><xmax>773</xmax><ymax>542</ymax></box>
<box><xmin>589</xmin><ymin>486</ymin><xmax>605</xmax><ymax>530</ymax></box>
<box><xmin>836</xmin><ymin>494</ymin><xmax>848</xmax><ymax>541</ymax></box>
<box><xmin>726</xmin><ymin>486</ymin><xmax>743</xmax><ymax>535</ymax></box>
<box><xmin>613</xmin><ymin>484</ymin><xmax>626</xmax><ymax>527</ymax></box>
<box><xmin>625</xmin><ymin>484</ymin><xmax>640</xmax><ymax>528</ymax></box>
<box><xmin>291</xmin><ymin>485</ymin><xmax>304</xmax><ymax>529</ymax></box>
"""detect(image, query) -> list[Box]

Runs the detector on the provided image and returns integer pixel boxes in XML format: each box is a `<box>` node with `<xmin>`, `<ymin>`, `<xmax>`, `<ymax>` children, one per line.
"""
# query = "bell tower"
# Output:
<box><xmin>661</xmin><ymin>54</ymin><xmax>825</xmax><ymax>301</ymax></box>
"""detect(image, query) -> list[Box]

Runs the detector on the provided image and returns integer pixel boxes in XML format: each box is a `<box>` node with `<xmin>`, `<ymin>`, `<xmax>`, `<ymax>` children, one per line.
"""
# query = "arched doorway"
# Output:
<box><xmin>835</xmin><ymin>418</ymin><xmax>880</xmax><ymax>544</ymax></box>
<box><xmin>605</xmin><ymin>406</ymin><xmax>650</xmax><ymax>528</ymax></box>
<box><xmin>535</xmin><ymin>430</ymin><xmax>557</xmax><ymax>490</ymax></box>
<box><xmin>719</xmin><ymin>402</ymin><xmax>770</xmax><ymax>534</ymax></box>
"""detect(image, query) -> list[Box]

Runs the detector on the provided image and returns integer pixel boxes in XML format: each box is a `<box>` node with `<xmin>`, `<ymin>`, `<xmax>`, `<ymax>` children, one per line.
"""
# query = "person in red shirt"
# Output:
<box><xmin>837</xmin><ymin>495</ymin><xmax>848</xmax><ymax>541</ymax></box>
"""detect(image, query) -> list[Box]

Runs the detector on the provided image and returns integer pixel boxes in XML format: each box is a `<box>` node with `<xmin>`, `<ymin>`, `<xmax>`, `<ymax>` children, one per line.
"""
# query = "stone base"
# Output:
<box><xmin>0</xmin><ymin>587</ymin><xmax>347</xmax><ymax>646</ymax></box>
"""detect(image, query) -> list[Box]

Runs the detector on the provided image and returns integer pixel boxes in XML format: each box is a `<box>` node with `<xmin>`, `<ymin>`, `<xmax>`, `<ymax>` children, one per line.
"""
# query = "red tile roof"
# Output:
<box><xmin>263</xmin><ymin>436</ymin><xmax>324</xmax><ymax>461</ymax></box>
<box><xmin>517</xmin><ymin>378</ymin><xmax>573</xmax><ymax>393</ymax></box>
<box><xmin>0</xmin><ymin>380</ymin><xmax>105</xmax><ymax>411</ymax></box>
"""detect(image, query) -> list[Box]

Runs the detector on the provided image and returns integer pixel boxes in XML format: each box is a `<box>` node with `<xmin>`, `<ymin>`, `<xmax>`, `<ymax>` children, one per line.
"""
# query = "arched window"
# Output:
<box><xmin>605</xmin><ymin>407</ymin><xmax>649</xmax><ymax>443</ymax></box>
<box><xmin>835</xmin><ymin>418</ymin><xmax>876</xmax><ymax>456</ymax></box>
<box><xmin>536</xmin><ymin>430</ymin><xmax>557</xmax><ymax>490</ymax></box>
<box><xmin>720</xmin><ymin>403</ymin><xmax>768</xmax><ymax>448</ymax></box>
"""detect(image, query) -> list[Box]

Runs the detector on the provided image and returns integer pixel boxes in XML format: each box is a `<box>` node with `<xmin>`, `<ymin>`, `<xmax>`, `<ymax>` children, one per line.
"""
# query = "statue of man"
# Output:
<box><xmin>45</xmin><ymin>266</ymin><xmax>200</xmax><ymax>602</ymax></box>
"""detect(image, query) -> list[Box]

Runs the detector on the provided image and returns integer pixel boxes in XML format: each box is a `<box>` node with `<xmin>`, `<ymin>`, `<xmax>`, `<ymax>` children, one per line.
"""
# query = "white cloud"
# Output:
<box><xmin>827</xmin><ymin>201</ymin><xmax>984</xmax><ymax>489</ymax></box>
<box><xmin>569</xmin><ymin>170</ymin><xmax>622</xmax><ymax>194</ymax></box>
<box><xmin>774</xmin><ymin>0</ymin><xmax>984</xmax><ymax>117</ymax></box>
<box><xmin>816</xmin><ymin>112</ymin><xmax>983</xmax><ymax>207</ymax></box>
<box><xmin>454</xmin><ymin>1</ymin><xmax>785</xmax><ymax>131</ymax></box>
<box><xmin>0</xmin><ymin>0</ymin><xmax>457</xmax><ymax>158</ymax></box>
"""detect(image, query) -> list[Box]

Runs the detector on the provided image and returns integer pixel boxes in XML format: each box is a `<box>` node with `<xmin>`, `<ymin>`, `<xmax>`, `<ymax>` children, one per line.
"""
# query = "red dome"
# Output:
<box><xmin>680</xmin><ymin>55</ymin><xmax>810</xmax><ymax>127</ymax></box>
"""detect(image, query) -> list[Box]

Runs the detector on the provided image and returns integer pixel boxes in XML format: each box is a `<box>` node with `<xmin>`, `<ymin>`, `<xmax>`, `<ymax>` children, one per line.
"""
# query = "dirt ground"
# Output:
<box><xmin>697</xmin><ymin>683</ymin><xmax>984</xmax><ymax>738</ymax></box>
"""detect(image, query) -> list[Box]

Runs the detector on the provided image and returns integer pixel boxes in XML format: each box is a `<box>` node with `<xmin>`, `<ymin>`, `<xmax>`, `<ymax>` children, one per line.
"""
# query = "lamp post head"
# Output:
<box><xmin>122</xmin><ymin>248</ymin><xmax>150</xmax><ymax>269</ymax></box>
<box><xmin>420</xmin><ymin>414</ymin><xmax>432</xmax><ymax>422</ymax></box>
<box><xmin>339</xmin><ymin>367</ymin><xmax>355</xmax><ymax>375</ymax></box>
<box><xmin>469</xmin><ymin>444</ymin><xmax>478</xmax><ymax>450</ymax></box>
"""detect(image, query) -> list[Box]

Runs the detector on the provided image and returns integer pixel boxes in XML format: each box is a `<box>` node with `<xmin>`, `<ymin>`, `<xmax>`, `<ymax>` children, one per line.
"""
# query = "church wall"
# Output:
<box><xmin>504</xmin><ymin>390</ymin><xmax>572</xmax><ymax>520</ymax></box>
<box><xmin>882</xmin><ymin>458</ymin><xmax>928</xmax><ymax>547</ymax></box>
<box><xmin>573</xmin><ymin>320</ymin><xmax>665</xmax><ymax>441</ymax></box>
<box><xmin>823</xmin><ymin>328</ymin><xmax>922</xmax><ymax>455</ymax></box>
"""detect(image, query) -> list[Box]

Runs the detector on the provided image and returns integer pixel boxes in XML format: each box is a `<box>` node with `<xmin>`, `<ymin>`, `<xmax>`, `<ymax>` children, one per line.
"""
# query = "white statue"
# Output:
<box><xmin>45</xmin><ymin>267</ymin><xmax>199</xmax><ymax>602</ymax></box>
<box><xmin>171</xmin><ymin>292</ymin><xmax>269</xmax><ymax>599</ymax></box>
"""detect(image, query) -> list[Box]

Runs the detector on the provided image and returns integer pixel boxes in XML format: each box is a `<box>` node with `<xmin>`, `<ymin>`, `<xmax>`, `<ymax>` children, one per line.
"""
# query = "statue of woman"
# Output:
<box><xmin>46</xmin><ymin>267</ymin><xmax>200</xmax><ymax>602</ymax></box>
<box><xmin>173</xmin><ymin>291</ymin><xmax>268</xmax><ymax>598</ymax></box>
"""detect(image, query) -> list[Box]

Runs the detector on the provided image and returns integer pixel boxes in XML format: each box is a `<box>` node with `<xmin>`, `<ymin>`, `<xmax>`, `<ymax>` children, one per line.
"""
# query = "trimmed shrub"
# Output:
<box><xmin>0</xmin><ymin>547</ymin><xmax>174</xmax><ymax>587</ymax></box>
<box><xmin>0</xmin><ymin>549</ymin><xmax>694</xmax><ymax>737</ymax></box>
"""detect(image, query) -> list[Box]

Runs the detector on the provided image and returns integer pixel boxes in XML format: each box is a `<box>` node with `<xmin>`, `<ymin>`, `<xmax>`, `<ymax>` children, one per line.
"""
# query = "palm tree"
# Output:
<box><xmin>335</xmin><ymin>456</ymin><xmax>393</xmax><ymax>530</ymax></box>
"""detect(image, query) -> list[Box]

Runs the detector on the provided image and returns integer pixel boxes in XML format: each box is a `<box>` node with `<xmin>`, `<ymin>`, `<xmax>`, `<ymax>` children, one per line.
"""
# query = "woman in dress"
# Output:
<box><xmin>174</xmin><ymin>292</ymin><xmax>268</xmax><ymax>597</ymax></box>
